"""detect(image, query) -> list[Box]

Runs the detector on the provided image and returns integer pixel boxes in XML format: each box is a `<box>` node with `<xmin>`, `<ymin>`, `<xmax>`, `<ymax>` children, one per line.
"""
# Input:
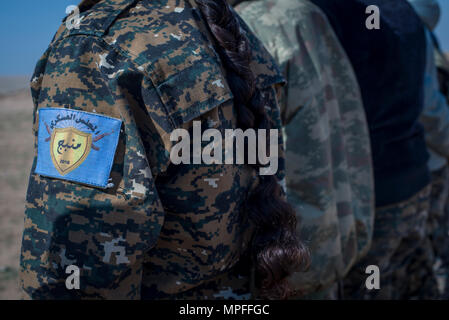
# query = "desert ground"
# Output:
<box><xmin>0</xmin><ymin>79</ymin><xmax>34</xmax><ymax>300</ymax></box>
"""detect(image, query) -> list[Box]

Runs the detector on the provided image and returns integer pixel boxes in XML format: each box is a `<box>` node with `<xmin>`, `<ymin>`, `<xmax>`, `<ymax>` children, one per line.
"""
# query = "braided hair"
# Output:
<box><xmin>194</xmin><ymin>0</ymin><xmax>308</xmax><ymax>299</ymax></box>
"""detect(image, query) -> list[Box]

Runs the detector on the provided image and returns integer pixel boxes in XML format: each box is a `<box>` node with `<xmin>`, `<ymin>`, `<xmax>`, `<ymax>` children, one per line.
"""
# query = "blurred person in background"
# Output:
<box><xmin>232</xmin><ymin>0</ymin><xmax>375</xmax><ymax>299</ymax></box>
<box><xmin>312</xmin><ymin>0</ymin><xmax>431</xmax><ymax>299</ymax></box>
<box><xmin>406</xmin><ymin>0</ymin><xmax>449</xmax><ymax>299</ymax></box>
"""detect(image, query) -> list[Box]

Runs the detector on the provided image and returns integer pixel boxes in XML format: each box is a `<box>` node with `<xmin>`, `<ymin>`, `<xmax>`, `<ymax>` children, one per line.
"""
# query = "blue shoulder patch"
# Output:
<box><xmin>35</xmin><ymin>108</ymin><xmax>122</xmax><ymax>189</ymax></box>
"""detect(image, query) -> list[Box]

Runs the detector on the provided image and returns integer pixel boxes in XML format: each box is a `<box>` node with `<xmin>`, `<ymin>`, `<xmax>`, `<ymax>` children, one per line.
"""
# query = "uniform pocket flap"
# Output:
<box><xmin>156</xmin><ymin>59</ymin><xmax>233</xmax><ymax>128</ymax></box>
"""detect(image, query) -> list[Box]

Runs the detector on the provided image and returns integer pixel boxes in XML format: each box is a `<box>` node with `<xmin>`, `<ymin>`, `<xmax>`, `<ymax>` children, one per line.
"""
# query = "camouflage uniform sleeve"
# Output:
<box><xmin>21</xmin><ymin>34</ymin><xmax>166</xmax><ymax>300</ymax></box>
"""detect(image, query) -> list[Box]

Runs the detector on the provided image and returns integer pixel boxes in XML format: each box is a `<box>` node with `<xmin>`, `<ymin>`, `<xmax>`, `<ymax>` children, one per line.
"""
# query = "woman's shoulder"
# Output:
<box><xmin>49</xmin><ymin>0</ymin><xmax>283</xmax><ymax>89</ymax></box>
<box><xmin>51</xmin><ymin>1</ymin><xmax>218</xmax><ymax>77</ymax></box>
<box><xmin>40</xmin><ymin>0</ymin><xmax>284</xmax><ymax>131</ymax></box>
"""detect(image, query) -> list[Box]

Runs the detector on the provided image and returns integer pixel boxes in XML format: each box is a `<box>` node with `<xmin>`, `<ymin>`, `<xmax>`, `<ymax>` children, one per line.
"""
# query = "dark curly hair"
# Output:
<box><xmin>79</xmin><ymin>0</ymin><xmax>309</xmax><ymax>299</ymax></box>
<box><xmin>194</xmin><ymin>0</ymin><xmax>308</xmax><ymax>299</ymax></box>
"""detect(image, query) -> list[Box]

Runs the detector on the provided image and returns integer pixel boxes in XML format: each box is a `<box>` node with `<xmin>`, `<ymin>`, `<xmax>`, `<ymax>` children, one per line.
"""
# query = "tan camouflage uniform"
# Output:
<box><xmin>20</xmin><ymin>0</ymin><xmax>287</xmax><ymax>300</ymax></box>
<box><xmin>234</xmin><ymin>0</ymin><xmax>375</xmax><ymax>299</ymax></box>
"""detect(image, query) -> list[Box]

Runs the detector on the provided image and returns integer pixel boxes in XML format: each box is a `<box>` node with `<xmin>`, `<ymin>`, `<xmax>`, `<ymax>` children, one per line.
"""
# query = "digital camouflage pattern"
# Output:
<box><xmin>404</xmin><ymin>166</ymin><xmax>448</xmax><ymax>299</ymax></box>
<box><xmin>343</xmin><ymin>185</ymin><xmax>431</xmax><ymax>300</ymax></box>
<box><xmin>235</xmin><ymin>0</ymin><xmax>374</xmax><ymax>297</ymax></box>
<box><xmin>20</xmin><ymin>0</ymin><xmax>287</xmax><ymax>300</ymax></box>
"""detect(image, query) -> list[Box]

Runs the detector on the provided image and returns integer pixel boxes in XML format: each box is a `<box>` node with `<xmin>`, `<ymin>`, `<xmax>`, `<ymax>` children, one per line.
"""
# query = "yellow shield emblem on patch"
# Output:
<box><xmin>50</xmin><ymin>127</ymin><xmax>92</xmax><ymax>176</ymax></box>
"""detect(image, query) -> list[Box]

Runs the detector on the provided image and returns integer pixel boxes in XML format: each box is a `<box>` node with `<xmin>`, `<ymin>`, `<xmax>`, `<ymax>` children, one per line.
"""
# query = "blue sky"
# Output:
<box><xmin>0</xmin><ymin>0</ymin><xmax>448</xmax><ymax>75</ymax></box>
